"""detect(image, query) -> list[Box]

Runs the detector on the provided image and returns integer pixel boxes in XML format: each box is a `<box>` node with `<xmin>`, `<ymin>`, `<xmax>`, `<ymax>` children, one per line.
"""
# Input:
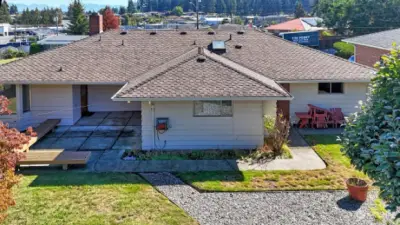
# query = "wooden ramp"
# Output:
<box><xmin>19</xmin><ymin>119</ymin><xmax>61</xmax><ymax>152</ymax></box>
<box><xmin>17</xmin><ymin>150</ymin><xmax>91</xmax><ymax>170</ymax></box>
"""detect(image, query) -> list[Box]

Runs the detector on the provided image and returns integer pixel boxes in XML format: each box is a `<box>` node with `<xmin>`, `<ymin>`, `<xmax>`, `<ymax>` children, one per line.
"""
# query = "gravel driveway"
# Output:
<box><xmin>141</xmin><ymin>172</ymin><xmax>387</xmax><ymax>225</ymax></box>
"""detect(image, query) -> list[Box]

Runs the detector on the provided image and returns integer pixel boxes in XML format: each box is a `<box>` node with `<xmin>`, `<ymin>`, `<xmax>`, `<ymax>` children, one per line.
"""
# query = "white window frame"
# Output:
<box><xmin>193</xmin><ymin>100</ymin><xmax>233</xmax><ymax>117</ymax></box>
<box><xmin>318</xmin><ymin>82</ymin><xmax>344</xmax><ymax>94</ymax></box>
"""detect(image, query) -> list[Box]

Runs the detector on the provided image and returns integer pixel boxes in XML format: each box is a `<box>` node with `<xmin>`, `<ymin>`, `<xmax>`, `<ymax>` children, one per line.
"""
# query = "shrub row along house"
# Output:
<box><xmin>0</xmin><ymin>15</ymin><xmax>374</xmax><ymax>150</ymax></box>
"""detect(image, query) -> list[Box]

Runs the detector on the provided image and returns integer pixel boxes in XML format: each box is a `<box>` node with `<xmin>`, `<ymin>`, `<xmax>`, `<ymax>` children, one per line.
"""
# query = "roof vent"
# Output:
<box><xmin>180</xmin><ymin>31</ymin><xmax>187</xmax><ymax>35</ymax></box>
<box><xmin>197</xmin><ymin>56</ymin><xmax>206</xmax><ymax>63</ymax></box>
<box><xmin>235</xmin><ymin>44</ymin><xmax>242</xmax><ymax>49</ymax></box>
<box><xmin>150</xmin><ymin>31</ymin><xmax>157</xmax><ymax>35</ymax></box>
<box><xmin>208</xmin><ymin>31</ymin><xmax>215</xmax><ymax>35</ymax></box>
<box><xmin>120</xmin><ymin>31</ymin><xmax>128</xmax><ymax>35</ymax></box>
<box><xmin>237</xmin><ymin>30</ymin><xmax>245</xmax><ymax>35</ymax></box>
<box><xmin>58</xmin><ymin>66</ymin><xmax>63</xmax><ymax>72</ymax></box>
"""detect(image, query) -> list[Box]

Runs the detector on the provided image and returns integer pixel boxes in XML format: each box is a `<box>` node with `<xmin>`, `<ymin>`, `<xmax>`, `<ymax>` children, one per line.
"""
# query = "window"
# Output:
<box><xmin>194</xmin><ymin>101</ymin><xmax>233</xmax><ymax>117</ymax></box>
<box><xmin>0</xmin><ymin>84</ymin><xmax>16</xmax><ymax>114</ymax></box>
<box><xmin>22</xmin><ymin>85</ymin><xmax>31</xmax><ymax>112</ymax></box>
<box><xmin>318</xmin><ymin>83</ymin><xmax>343</xmax><ymax>94</ymax></box>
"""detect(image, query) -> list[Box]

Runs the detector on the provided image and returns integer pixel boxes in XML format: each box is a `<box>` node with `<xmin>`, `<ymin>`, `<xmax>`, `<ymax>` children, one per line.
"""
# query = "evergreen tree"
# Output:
<box><xmin>216</xmin><ymin>0</ymin><xmax>227</xmax><ymax>13</ymax></box>
<box><xmin>205</xmin><ymin>0</ymin><xmax>216</xmax><ymax>13</ymax></box>
<box><xmin>127</xmin><ymin>0</ymin><xmax>136</xmax><ymax>13</ymax></box>
<box><xmin>119</xmin><ymin>6</ymin><xmax>127</xmax><ymax>15</ymax></box>
<box><xmin>227</xmin><ymin>0</ymin><xmax>237</xmax><ymax>15</ymax></box>
<box><xmin>0</xmin><ymin>1</ymin><xmax>11</xmax><ymax>23</ymax></box>
<box><xmin>294</xmin><ymin>0</ymin><xmax>306</xmax><ymax>17</ymax></box>
<box><xmin>67</xmin><ymin>0</ymin><xmax>89</xmax><ymax>35</ymax></box>
<box><xmin>9</xmin><ymin>4</ymin><xmax>17</xmax><ymax>14</ymax></box>
<box><xmin>112</xmin><ymin>7</ymin><xmax>119</xmax><ymax>14</ymax></box>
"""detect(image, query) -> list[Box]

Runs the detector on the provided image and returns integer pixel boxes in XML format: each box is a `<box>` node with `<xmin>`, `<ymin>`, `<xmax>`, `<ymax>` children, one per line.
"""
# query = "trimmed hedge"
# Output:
<box><xmin>333</xmin><ymin>41</ymin><xmax>354</xmax><ymax>59</ymax></box>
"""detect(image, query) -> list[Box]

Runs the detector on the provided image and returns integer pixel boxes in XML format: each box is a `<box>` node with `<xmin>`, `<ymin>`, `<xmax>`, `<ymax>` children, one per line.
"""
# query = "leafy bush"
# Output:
<box><xmin>341</xmin><ymin>47</ymin><xmax>400</xmax><ymax>218</ymax></box>
<box><xmin>30</xmin><ymin>43</ymin><xmax>42</xmax><ymax>55</ymax></box>
<box><xmin>172</xmin><ymin>6</ymin><xmax>183</xmax><ymax>16</ymax></box>
<box><xmin>1</xmin><ymin>49</ymin><xmax>27</xmax><ymax>59</ymax></box>
<box><xmin>333</xmin><ymin>41</ymin><xmax>354</xmax><ymax>59</ymax></box>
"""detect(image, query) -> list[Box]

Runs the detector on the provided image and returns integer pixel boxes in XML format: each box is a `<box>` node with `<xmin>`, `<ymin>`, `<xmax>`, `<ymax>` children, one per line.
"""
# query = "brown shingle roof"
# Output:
<box><xmin>0</xmin><ymin>29</ymin><xmax>374</xmax><ymax>85</ymax></box>
<box><xmin>113</xmin><ymin>47</ymin><xmax>291</xmax><ymax>100</ymax></box>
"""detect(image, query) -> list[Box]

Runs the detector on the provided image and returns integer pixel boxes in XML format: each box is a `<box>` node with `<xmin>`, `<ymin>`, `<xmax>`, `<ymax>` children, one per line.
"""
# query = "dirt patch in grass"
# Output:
<box><xmin>4</xmin><ymin>172</ymin><xmax>197</xmax><ymax>225</ymax></box>
<box><xmin>176</xmin><ymin>135</ymin><xmax>370</xmax><ymax>191</ymax></box>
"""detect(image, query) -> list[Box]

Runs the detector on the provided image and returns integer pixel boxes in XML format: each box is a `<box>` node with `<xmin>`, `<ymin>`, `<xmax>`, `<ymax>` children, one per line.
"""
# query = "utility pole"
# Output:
<box><xmin>196</xmin><ymin>0</ymin><xmax>200</xmax><ymax>30</ymax></box>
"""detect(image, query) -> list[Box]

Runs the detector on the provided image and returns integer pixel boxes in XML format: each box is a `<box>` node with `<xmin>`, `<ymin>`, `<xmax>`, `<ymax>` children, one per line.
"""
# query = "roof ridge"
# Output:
<box><xmin>202</xmin><ymin>49</ymin><xmax>290</xmax><ymax>97</ymax></box>
<box><xmin>344</xmin><ymin>28</ymin><xmax>400</xmax><ymax>43</ymax></box>
<box><xmin>117</xmin><ymin>47</ymin><xmax>199</xmax><ymax>96</ymax></box>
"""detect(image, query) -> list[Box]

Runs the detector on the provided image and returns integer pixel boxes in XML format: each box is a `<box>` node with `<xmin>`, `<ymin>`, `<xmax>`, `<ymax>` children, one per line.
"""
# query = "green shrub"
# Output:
<box><xmin>333</xmin><ymin>41</ymin><xmax>354</xmax><ymax>59</ymax></box>
<box><xmin>30</xmin><ymin>43</ymin><xmax>42</xmax><ymax>55</ymax></box>
<box><xmin>341</xmin><ymin>47</ymin><xmax>400</xmax><ymax>218</ymax></box>
<box><xmin>1</xmin><ymin>49</ymin><xmax>27</xmax><ymax>59</ymax></box>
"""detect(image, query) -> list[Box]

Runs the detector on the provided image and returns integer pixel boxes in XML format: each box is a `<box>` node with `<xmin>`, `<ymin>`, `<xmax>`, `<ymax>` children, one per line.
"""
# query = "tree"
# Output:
<box><xmin>172</xmin><ymin>5</ymin><xmax>183</xmax><ymax>16</ymax></box>
<box><xmin>216</xmin><ymin>0</ymin><xmax>227</xmax><ymax>13</ymax></box>
<box><xmin>9</xmin><ymin>4</ymin><xmax>17</xmax><ymax>14</ymax></box>
<box><xmin>112</xmin><ymin>7</ymin><xmax>119</xmax><ymax>14</ymax></box>
<box><xmin>205</xmin><ymin>0</ymin><xmax>216</xmax><ymax>13</ymax></box>
<box><xmin>341</xmin><ymin>47</ymin><xmax>400</xmax><ymax>218</ymax></box>
<box><xmin>67</xmin><ymin>0</ymin><xmax>89</xmax><ymax>35</ymax></box>
<box><xmin>0</xmin><ymin>96</ymin><xmax>35</xmax><ymax>222</ymax></box>
<box><xmin>0</xmin><ymin>0</ymin><xmax>11</xmax><ymax>23</ymax></box>
<box><xmin>102</xmin><ymin>7</ymin><xmax>120</xmax><ymax>31</ymax></box>
<box><xmin>119</xmin><ymin>6</ymin><xmax>127</xmax><ymax>15</ymax></box>
<box><xmin>127</xmin><ymin>0</ymin><xmax>136</xmax><ymax>13</ymax></box>
<box><xmin>294</xmin><ymin>0</ymin><xmax>306</xmax><ymax>18</ymax></box>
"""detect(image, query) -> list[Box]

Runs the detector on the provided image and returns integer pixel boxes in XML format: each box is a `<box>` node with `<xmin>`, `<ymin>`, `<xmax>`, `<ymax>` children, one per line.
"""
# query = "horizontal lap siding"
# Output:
<box><xmin>141</xmin><ymin>101</ymin><xmax>264</xmax><ymax>150</ymax></box>
<box><xmin>88</xmin><ymin>85</ymin><xmax>141</xmax><ymax>112</ymax></box>
<box><xmin>21</xmin><ymin>85</ymin><xmax>75</xmax><ymax>127</ymax></box>
<box><xmin>289</xmin><ymin>83</ymin><xmax>368</xmax><ymax>123</ymax></box>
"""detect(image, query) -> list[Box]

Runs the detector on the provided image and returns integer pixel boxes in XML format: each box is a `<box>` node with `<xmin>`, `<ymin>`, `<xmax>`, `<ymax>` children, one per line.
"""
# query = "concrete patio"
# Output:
<box><xmin>30</xmin><ymin>111</ymin><xmax>142</xmax><ymax>151</ymax></box>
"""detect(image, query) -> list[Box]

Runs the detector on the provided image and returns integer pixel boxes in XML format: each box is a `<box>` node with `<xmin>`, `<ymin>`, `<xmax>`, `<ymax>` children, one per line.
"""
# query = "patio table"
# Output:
<box><xmin>295</xmin><ymin>112</ymin><xmax>312</xmax><ymax>128</ymax></box>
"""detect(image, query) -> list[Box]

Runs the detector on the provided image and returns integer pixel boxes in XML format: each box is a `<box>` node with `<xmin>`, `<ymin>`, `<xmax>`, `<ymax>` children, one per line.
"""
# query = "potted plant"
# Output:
<box><xmin>346</xmin><ymin>178</ymin><xmax>369</xmax><ymax>202</ymax></box>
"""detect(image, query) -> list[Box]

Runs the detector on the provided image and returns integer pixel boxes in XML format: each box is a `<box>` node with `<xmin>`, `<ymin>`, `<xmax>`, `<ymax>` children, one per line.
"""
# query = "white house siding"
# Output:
<box><xmin>141</xmin><ymin>101</ymin><xmax>266</xmax><ymax>150</ymax></box>
<box><xmin>87</xmin><ymin>85</ymin><xmax>141</xmax><ymax>112</ymax></box>
<box><xmin>289</xmin><ymin>82</ymin><xmax>368</xmax><ymax>123</ymax></box>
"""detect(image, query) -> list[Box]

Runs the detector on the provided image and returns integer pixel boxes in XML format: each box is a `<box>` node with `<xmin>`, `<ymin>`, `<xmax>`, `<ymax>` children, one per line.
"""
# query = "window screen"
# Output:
<box><xmin>194</xmin><ymin>101</ymin><xmax>233</xmax><ymax>117</ymax></box>
<box><xmin>0</xmin><ymin>84</ymin><xmax>16</xmax><ymax>114</ymax></box>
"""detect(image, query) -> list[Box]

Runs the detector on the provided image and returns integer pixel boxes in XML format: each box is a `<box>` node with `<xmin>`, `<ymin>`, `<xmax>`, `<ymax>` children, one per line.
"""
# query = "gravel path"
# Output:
<box><xmin>141</xmin><ymin>172</ymin><xmax>386</xmax><ymax>225</ymax></box>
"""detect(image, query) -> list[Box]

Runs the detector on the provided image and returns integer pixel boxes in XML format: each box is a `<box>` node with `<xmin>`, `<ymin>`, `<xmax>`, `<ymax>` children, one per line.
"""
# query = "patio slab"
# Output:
<box><xmin>46</xmin><ymin>126</ymin><xmax>70</xmax><ymax>138</ymax></box>
<box><xmin>80</xmin><ymin>137</ymin><xmax>117</xmax><ymax>150</ymax></box>
<box><xmin>90</xmin><ymin>112</ymin><xmax>110</xmax><ymax>119</ymax></box>
<box><xmin>92</xmin><ymin>126</ymin><xmax>125</xmax><ymax>137</ymax></box>
<box><xmin>99</xmin><ymin>150</ymin><xmax>125</xmax><ymax>160</ymax></box>
<box><xmin>30</xmin><ymin>137</ymin><xmax>58</xmax><ymax>149</ymax></box>
<box><xmin>75</xmin><ymin>117</ymin><xmax>104</xmax><ymax>126</ymax></box>
<box><xmin>61</xmin><ymin>126</ymin><xmax>96</xmax><ymax>137</ymax></box>
<box><xmin>112</xmin><ymin>137</ymin><xmax>141</xmax><ymax>150</ymax></box>
<box><xmin>107</xmin><ymin>111</ymin><xmax>133</xmax><ymax>119</ymax></box>
<box><xmin>100</xmin><ymin>118</ymin><xmax>130</xmax><ymax>126</ymax></box>
<box><xmin>121</xmin><ymin>126</ymin><xmax>141</xmax><ymax>137</ymax></box>
<box><xmin>50</xmin><ymin>137</ymin><xmax>87</xmax><ymax>151</ymax></box>
<box><xmin>127</xmin><ymin>117</ymin><xmax>141</xmax><ymax>126</ymax></box>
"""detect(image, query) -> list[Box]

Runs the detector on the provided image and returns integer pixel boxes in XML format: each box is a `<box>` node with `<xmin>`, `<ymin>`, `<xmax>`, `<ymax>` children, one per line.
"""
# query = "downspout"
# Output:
<box><xmin>150</xmin><ymin>101</ymin><xmax>155</xmax><ymax>150</ymax></box>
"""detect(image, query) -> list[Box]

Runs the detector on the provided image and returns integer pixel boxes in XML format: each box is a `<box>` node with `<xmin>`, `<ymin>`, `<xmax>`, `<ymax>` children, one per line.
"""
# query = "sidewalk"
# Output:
<box><xmin>77</xmin><ymin>130</ymin><xmax>326</xmax><ymax>172</ymax></box>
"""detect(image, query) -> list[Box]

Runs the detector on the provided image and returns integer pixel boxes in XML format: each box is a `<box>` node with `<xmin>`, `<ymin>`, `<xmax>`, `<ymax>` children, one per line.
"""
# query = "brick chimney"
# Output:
<box><xmin>89</xmin><ymin>13</ymin><xmax>103</xmax><ymax>35</ymax></box>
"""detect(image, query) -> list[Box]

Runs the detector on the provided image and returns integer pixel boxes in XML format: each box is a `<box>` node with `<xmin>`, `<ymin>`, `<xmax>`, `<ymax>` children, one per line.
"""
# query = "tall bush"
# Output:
<box><xmin>341</xmin><ymin>47</ymin><xmax>400</xmax><ymax>217</ymax></box>
<box><xmin>265</xmin><ymin>113</ymin><xmax>290</xmax><ymax>157</ymax></box>
<box><xmin>333</xmin><ymin>41</ymin><xmax>354</xmax><ymax>59</ymax></box>
<box><xmin>0</xmin><ymin>96</ymin><xmax>36</xmax><ymax>222</ymax></box>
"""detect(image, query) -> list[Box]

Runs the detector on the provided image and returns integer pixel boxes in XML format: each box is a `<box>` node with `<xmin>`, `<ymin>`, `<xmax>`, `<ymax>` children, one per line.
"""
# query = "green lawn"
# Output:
<box><xmin>176</xmin><ymin>135</ymin><xmax>370</xmax><ymax>191</ymax></box>
<box><xmin>0</xmin><ymin>58</ymin><xmax>20</xmax><ymax>65</ymax></box>
<box><xmin>4</xmin><ymin>172</ymin><xmax>197</xmax><ymax>225</ymax></box>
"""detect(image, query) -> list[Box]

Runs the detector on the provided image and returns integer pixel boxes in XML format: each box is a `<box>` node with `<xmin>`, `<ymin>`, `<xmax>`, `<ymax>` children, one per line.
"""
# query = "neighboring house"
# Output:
<box><xmin>37</xmin><ymin>35</ymin><xmax>88</xmax><ymax>51</ymax></box>
<box><xmin>266</xmin><ymin>17</ymin><xmax>324</xmax><ymax>35</ymax></box>
<box><xmin>0</xmin><ymin>14</ymin><xmax>374</xmax><ymax>150</ymax></box>
<box><xmin>343</xmin><ymin>28</ymin><xmax>400</xmax><ymax>67</ymax></box>
<box><xmin>0</xmin><ymin>23</ymin><xmax>10</xmax><ymax>36</ymax></box>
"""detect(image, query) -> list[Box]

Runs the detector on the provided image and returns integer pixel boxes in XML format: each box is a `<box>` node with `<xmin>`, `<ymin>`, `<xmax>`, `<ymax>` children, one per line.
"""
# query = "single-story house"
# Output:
<box><xmin>343</xmin><ymin>28</ymin><xmax>400</xmax><ymax>67</ymax></box>
<box><xmin>266</xmin><ymin>17</ymin><xmax>325</xmax><ymax>35</ymax></box>
<box><xmin>0</xmin><ymin>15</ymin><xmax>374</xmax><ymax>150</ymax></box>
<box><xmin>36</xmin><ymin>35</ymin><xmax>88</xmax><ymax>51</ymax></box>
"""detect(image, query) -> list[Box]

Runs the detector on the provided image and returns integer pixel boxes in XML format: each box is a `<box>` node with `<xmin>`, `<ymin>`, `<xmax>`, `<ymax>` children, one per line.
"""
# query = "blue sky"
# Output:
<box><xmin>8</xmin><ymin>0</ymin><xmax>127</xmax><ymax>6</ymax></box>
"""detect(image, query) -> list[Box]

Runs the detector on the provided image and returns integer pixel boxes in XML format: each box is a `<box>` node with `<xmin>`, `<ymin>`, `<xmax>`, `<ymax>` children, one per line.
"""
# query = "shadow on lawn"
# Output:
<box><xmin>18</xmin><ymin>171</ymin><xmax>149</xmax><ymax>187</ymax></box>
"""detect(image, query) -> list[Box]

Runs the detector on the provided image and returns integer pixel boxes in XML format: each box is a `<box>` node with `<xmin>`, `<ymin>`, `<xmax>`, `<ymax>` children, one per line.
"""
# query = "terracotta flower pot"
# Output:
<box><xmin>346</xmin><ymin>178</ymin><xmax>369</xmax><ymax>202</ymax></box>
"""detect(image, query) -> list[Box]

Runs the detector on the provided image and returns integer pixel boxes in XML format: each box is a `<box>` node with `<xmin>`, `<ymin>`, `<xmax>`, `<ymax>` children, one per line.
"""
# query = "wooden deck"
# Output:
<box><xmin>17</xmin><ymin>150</ymin><xmax>91</xmax><ymax>170</ymax></box>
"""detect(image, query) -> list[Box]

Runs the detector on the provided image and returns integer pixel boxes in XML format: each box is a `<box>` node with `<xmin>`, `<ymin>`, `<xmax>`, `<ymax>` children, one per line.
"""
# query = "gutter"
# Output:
<box><xmin>111</xmin><ymin>96</ymin><xmax>294</xmax><ymax>102</ymax></box>
<box><xmin>276</xmin><ymin>79</ymin><xmax>372</xmax><ymax>83</ymax></box>
<box><xmin>342</xmin><ymin>41</ymin><xmax>391</xmax><ymax>52</ymax></box>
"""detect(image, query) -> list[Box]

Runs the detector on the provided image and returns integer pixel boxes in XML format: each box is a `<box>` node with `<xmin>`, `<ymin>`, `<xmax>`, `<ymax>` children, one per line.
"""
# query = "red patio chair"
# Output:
<box><xmin>330</xmin><ymin>108</ymin><xmax>345</xmax><ymax>128</ymax></box>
